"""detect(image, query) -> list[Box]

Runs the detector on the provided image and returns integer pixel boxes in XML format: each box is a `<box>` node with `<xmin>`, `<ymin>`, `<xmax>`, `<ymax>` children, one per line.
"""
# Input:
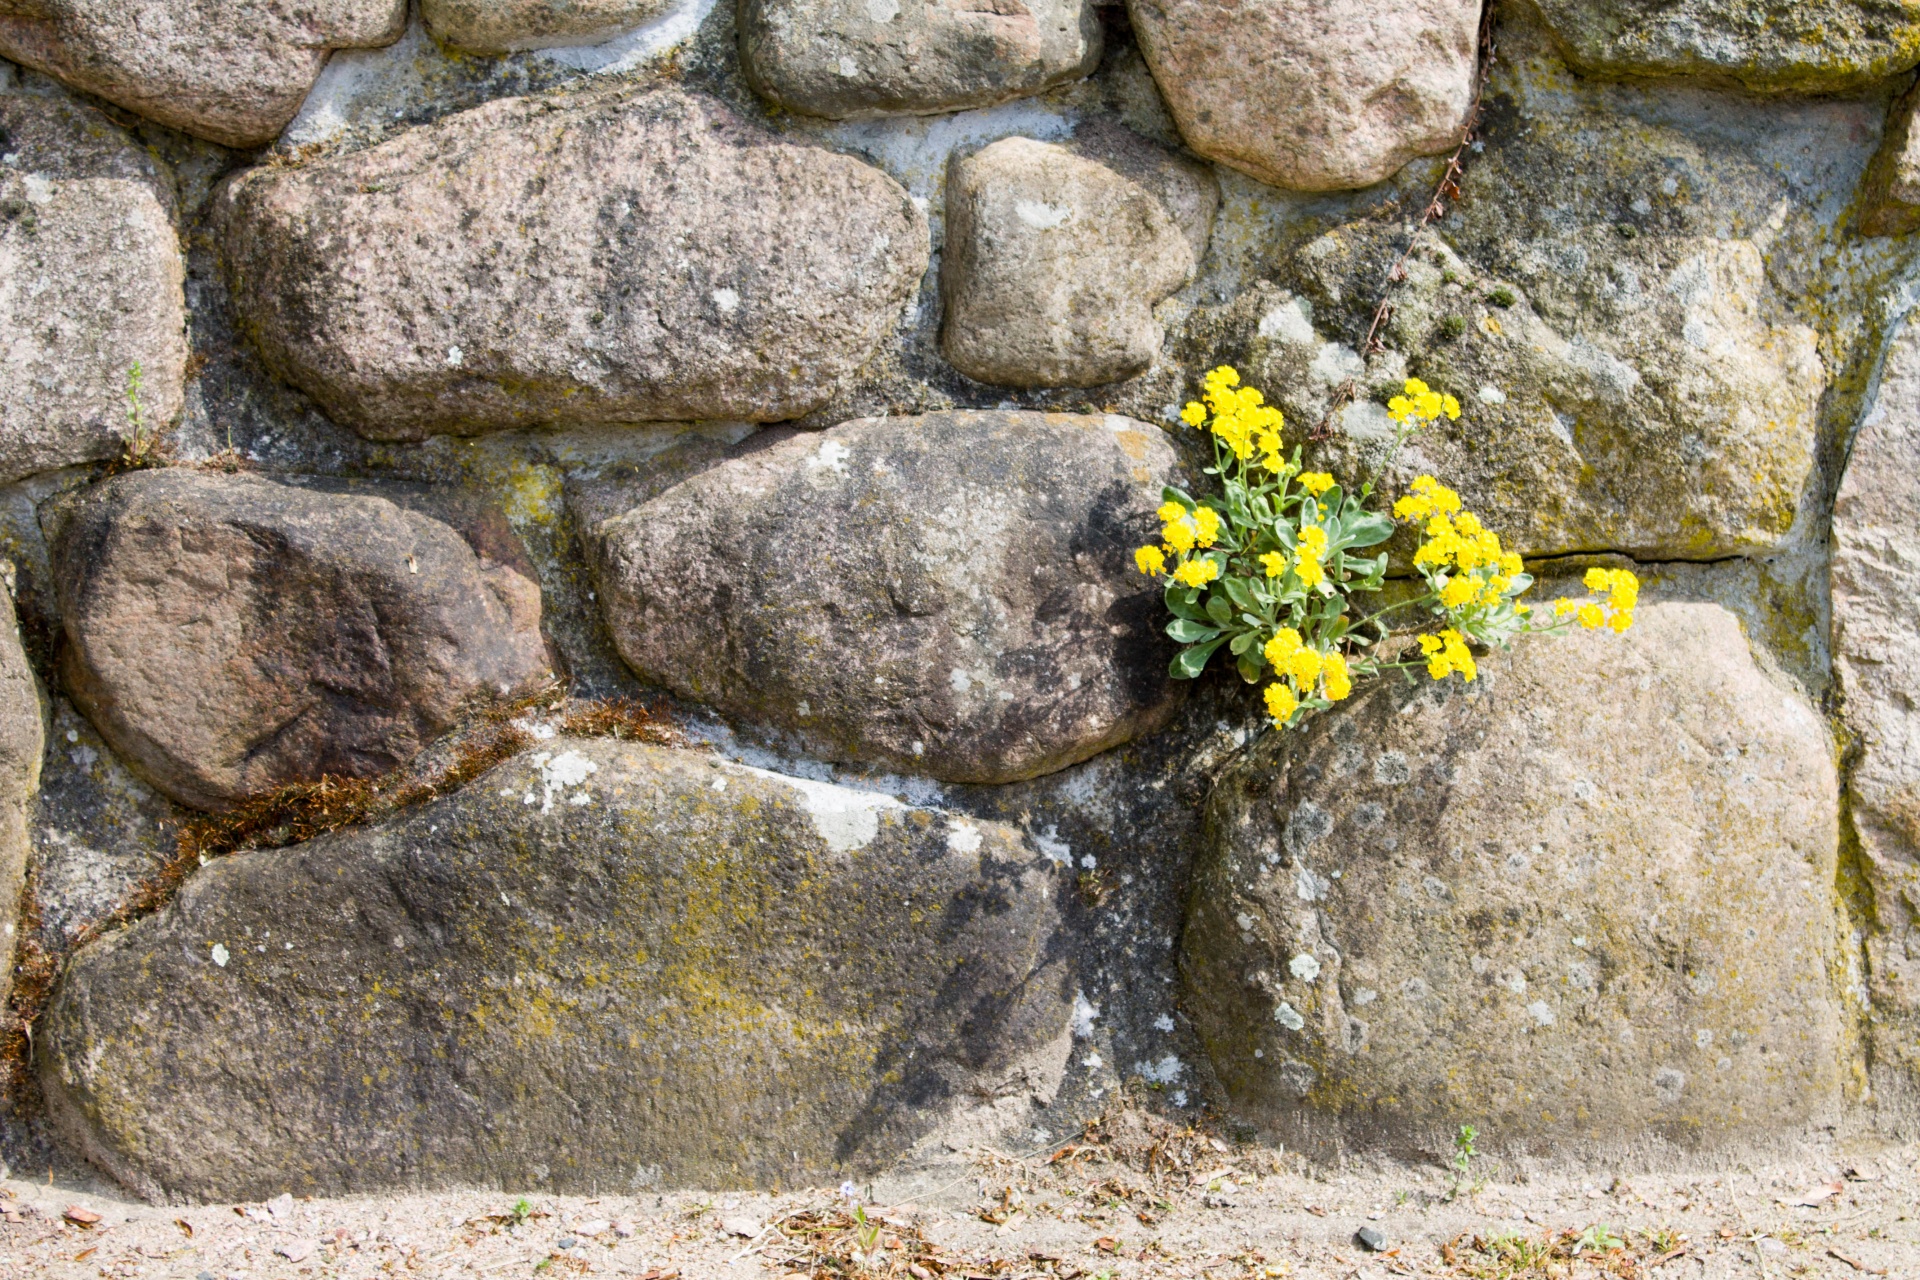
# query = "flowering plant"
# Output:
<box><xmin>1138</xmin><ymin>367</ymin><xmax>1638</xmax><ymax>730</ymax></box>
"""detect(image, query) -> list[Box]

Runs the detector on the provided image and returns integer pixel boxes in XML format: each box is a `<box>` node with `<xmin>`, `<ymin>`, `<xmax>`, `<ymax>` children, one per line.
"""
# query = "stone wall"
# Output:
<box><xmin>0</xmin><ymin>0</ymin><xmax>1917</xmax><ymax>1199</ymax></box>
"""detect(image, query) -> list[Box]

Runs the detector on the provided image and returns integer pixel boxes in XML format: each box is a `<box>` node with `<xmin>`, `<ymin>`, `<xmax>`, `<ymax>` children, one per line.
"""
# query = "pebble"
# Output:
<box><xmin>1354</xmin><ymin>1226</ymin><xmax>1388</xmax><ymax>1252</ymax></box>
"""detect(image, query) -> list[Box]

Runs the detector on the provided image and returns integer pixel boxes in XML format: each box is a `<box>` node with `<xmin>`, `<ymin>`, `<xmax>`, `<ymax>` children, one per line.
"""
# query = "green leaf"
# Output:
<box><xmin>1236</xmin><ymin>653</ymin><xmax>1265</xmax><ymax>684</ymax></box>
<box><xmin>1170</xmin><ymin>635</ymin><xmax>1228</xmax><ymax>679</ymax></box>
<box><xmin>1161</xmin><ymin>485</ymin><xmax>1195</xmax><ymax>510</ymax></box>
<box><xmin>1221</xmin><ymin>577</ymin><xmax>1256</xmax><ymax>612</ymax></box>
<box><xmin>1204</xmin><ymin>594</ymin><xmax>1234</xmax><ymax>626</ymax></box>
<box><xmin>1164</xmin><ymin>584</ymin><xmax>1208</xmax><ymax>621</ymax></box>
<box><xmin>1229</xmin><ymin>631</ymin><xmax>1256</xmax><ymax>655</ymax></box>
<box><xmin>1344</xmin><ymin>513</ymin><xmax>1396</xmax><ymax>548</ymax></box>
<box><xmin>1167</xmin><ymin>618</ymin><xmax>1222</xmax><ymax>643</ymax></box>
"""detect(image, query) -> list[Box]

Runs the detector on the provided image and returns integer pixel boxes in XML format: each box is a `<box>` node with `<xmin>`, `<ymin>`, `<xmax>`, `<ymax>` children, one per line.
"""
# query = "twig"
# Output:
<box><xmin>1828</xmin><ymin>1247</ymin><xmax>1889</xmax><ymax>1275</ymax></box>
<box><xmin>1309</xmin><ymin>0</ymin><xmax>1500</xmax><ymax>443</ymax></box>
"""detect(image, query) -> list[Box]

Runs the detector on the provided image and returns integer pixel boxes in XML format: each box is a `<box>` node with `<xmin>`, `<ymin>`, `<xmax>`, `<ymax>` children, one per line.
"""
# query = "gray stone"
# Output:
<box><xmin>1834</xmin><ymin>312</ymin><xmax>1920</xmax><ymax>1081</ymax></box>
<box><xmin>0</xmin><ymin>0</ymin><xmax>407</xmax><ymax>148</ymax></box>
<box><xmin>1525</xmin><ymin>0</ymin><xmax>1920</xmax><ymax>94</ymax></box>
<box><xmin>587</xmin><ymin>411</ymin><xmax>1183</xmax><ymax>784</ymax></box>
<box><xmin>0</xmin><ymin>93</ymin><xmax>185</xmax><ymax>484</ymax></box>
<box><xmin>941</xmin><ymin>130</ymin><xmax>1216</xmax><ymax>388</ymax></box>
<box><xmin>0</xmin><ymin>580</ymin><xmax>43</xmax><ymax>1016</ymax></box>
<box><xmin>51</xmin><ymin>469</ymin><xmax>551</xmax><ymax>811</ymax></box>
<box><xmin>740</xmin><ymin>0</ymin><xmax>1101</xmax><ymax>120</ymax></box>
<box><xmin>1281</xmin><ymin>229</ymin><xmax>1821</xmax><ymax>560</ymax></box>
<box><xmin>38</xmin><ymin>737</ymin><xmax>1075</xmax><ymax>1201</ymax></box>
<box><xmin>422</xmin><ymin>0</ymin><xmax>675</xmax><ymax>53</ymax></box>
<box><xmin>1125</xmin><ymin>0</ymin><xmax>1480</xmax><ymax>191</ymax></box>
<box><xmin>1183</xmin><ymin>602</ymin><xmax>1847</xmax><ymax>1154</ymax></box>
<box><xmin>1859</xmin><ymin>78</ymin><xmax>1920</xmax><ymax>238</ymax></box>
<box><xmin>216</xmin><ymin>87</ymin><xmax>928</xmax><ymax>441</ymax></box>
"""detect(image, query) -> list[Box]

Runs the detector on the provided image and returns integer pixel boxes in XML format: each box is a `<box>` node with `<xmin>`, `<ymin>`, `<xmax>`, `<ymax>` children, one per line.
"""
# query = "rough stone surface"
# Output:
<box><xmin>1860</xmin><ymin>78</ymin><xmax>1920</xmax><ymax>238</ymax></box>
<box><xmin>216</xmin><ymin>87</ymin><xmax>929</xmax><ymax>441</ymax></box>
<box><xmin>0</xmin><ymin>93</ymin><xmax>186</xmax><ymax>485</ymax></box>
<box><xmin>38</xmin><ymin>737</ymin><xmax>1075</xmax><ymax>1201</ymax></box>
<box><xmin>1183</xmin><ymin>603</ymin><xmax>1847</xmax><ymax>1154</ymax></box>
<box><xmin>1526</xmin><ymin>0</ymin><xmax>1920</xmax><ymax>93</ymax></box>
<box><xmin>0</xmin><ymin>583</ymin><xmax>43</xmax><ymax>1016</ymax></box>
<box><xmin>740</xmin><ymin>0</ymin><xmax>1101</xmax><ymax>120</ymax></box>
<box><xmin>1835</xmin><ymin>313</ymin><xmax>1920</xmax><ymax>1080</ymax></box>
<box><xmin>1286</xmin><ymin>229</ymin><xmax>1821</xmax><ymax>561</ymax></box>
<box><xmin>51</xmin><ymin>469</ymin><xmax>551</xmax><ymax>812</ymax></box>
<box><xmin>422</xmin><ymin>0</ymin><xmax>676</xmax><ymax>53</ymax></box>
<box><xmin>1125</xmin><ymin>0</ymin><xmax>1479</xmax><ymax>192</ymax></box>
<box><xmin>0</xmin><ymin>0</ymin><xmax>407</xmax><ymax>148</ymax></box>
<box><xmin>942</xmin><ymin>132</ymin><xmax>1215</xmax><ymax>388</ymax></box>
<box><xmin>588</xmin><ymin>412</ymin><xmax>1182</xmax><ymax>784</ymax></box>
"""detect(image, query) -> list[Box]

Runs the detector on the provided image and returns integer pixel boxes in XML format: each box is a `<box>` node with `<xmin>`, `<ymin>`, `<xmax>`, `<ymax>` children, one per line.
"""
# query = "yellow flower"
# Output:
<box><xmin>1134</xmin><ymin>546</ymin><xmax>1166</xmax><ymax>576</ymax></box>
<box><xmin>1421</xmin><ymin>628</ymin><xmax>1477</xmax><ymax>681</ymax></box>
<box><xmin>1192</xmin><ymin>506</ymin><xmax>1221</xmax><ymax>547</ymax></box>
<box><xmin>1297</xmin><ymin>525</ymin><xmax>1327</xmax><ymax>556</ymax></box>
<box><xmin>1263</xmin><ymin>627</ymin><xmax>1304</xmax><ymax>669</ymax></box>
<box><xmin>1499</xmin><ymin>552</ymin><xmax>1524</xmax><ymax>576</ymax></box>
<box><xmin>1295</xmin><ymin>555</ymin><xmax>1326</xmax><ymax>588</ymax></box>
<box><xmin>1265</xmin><ymin>682</ymin><xmax>1299</xmax><ymax>726</ymax></box>
<box><xmin>1440</xmin><ymin>575</ymin><xmax>1477</xmax><ymax>609</ymax></box>
<box><xmin>1577</xmin><ymin>602</ymin><xmax>1604</xmax><ymax>629</ymax></box>
<box><xmin>1260</xmin><ymin>551</ymin><xmax>1287</xmax><ymax>578</ymax></box>
<box><xmin>1283</xmin><ymin>645</ymin><xmax>1324</xmax><ymax>687</ymax></box>
<box><xmin>1323</xmin><ymin>651</ymin><xmax>1352</xmax><ymax>701</ymax></box>
<box><xmin>1157</xmin><ymin>501</ymin><xmax>1188</xmax><ymax>525</ymax></box>
<box><xmin>1442</xmin><ymin>394</ymin><xmax>1461</xmax><ymax>420</ymax></box>
<box><xmin>1162</xmin><ymin>518</ymin><xmax>1197</xmax><ymax>553</ymax></box>
<box><xmin>1172</xmin><ymin>558</ymin><xmax>1220</xmax><ymax>588</ymax></box>
<box><xmin>1553</xmin><ymin>598</ymin><xmax>1579</xmax><ymax>618</ymax></box>
<box><xmin>1609</xmin><ymin>609</ymin><xmax>1634</xmax><ymax>633</ymax></box>
<box><xmin>1299</xmin><ymin>472</ymin><xmax>1335</xmax><ymax>497</ymax></box>
<box><xmin>1180</xmin><ymin>401</ymin><xmax>1207</xmax><ymax>427</ymax></box>
<box><xmin>1583</xmin><ymin>567</ymin><xmax>1609</xmax><ymax>592</ymax></box>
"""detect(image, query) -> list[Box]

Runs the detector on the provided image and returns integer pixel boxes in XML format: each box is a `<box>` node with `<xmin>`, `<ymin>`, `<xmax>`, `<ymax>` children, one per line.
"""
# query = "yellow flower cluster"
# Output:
<box><xmin>1136</xmin><ymin>502</ymin><xmax>1221</xmax><ymax>579</ymax></box>
<box><xmin>1396</xmin><ymin>477</ymin><xmax>1525</xmax><ymax>611</ymax></box>
<box><xmin>1293</xmin><ymin>524</ymin><xmax>1328</xmax><ymax>588</ymax></box>
<box><xmin>1420</xmin><ymin>628</ymin><xmax>1477</xmax><ymax>681</ymax></box>
<box><xmin>1182</xmin><ymin>366</ymin><xmax>1288</xmax><ymax>471</ymax></box>
<box><xmin>1553</xmin><ymin>567</ymin><xmax>1639</xmax><ymax>633</ymax></box>
<box><xmin>1387</xmin><ymin>377</ymin><xmax>1462</xmax><ymax>427</ymax></box>
<box><xmin>1260</xmin><ymin>627</ymin><xmax>1352</xmax><ymax>725</ymax></box>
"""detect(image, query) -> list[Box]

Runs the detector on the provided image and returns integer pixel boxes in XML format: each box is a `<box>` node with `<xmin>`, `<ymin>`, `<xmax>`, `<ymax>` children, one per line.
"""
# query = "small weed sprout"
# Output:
<box><xmin>509</xmin><ymin>1198</ymin><xmax>533</xmax><ymax>1225</ymax></box>
<box><xmin>117</xmin><ymin>360</ymin><xmax>168</xmax><ymax>471</ymax></box>
<box><xmin>1448</xmin><ymin>1123</ymin><xmax>1481</xmax><ymax>1198</ymax></box>
<box><xmin>1487</xmin><ymin>285</ymin><xmax>1517</xmax><ymax>308</ymax></box>
<box><xmin>1574</xmin><ymin>1223</ymin><xmax>1625</xmax><ymax>1254</ymax></box>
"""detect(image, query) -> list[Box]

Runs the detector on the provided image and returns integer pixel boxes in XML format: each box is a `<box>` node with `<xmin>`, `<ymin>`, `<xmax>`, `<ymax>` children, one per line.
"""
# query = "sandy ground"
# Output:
<box><xmin>4</xmin><ymin>1117</ymin><xmax>1917</xmax><ymax>1280</ymax></box>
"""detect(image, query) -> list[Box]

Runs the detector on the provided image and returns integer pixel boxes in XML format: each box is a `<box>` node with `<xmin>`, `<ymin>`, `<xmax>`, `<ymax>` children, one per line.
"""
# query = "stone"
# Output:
<box><xmin>1525</xmin><ymin>0</ymin><xmax>1920</xmax><ymax>94</ymax></box>
<box><xmin>941</xmin><ymin>130</ymin><xmax>1217</xmax><ymax>388</ymax></box>
<box><xmin>216</xmin><ymin>87</ymin><xmax>928</xmax><ymax>441</ymax></box>
<box><xmin>587</xmin><ymin>411</ymin><xmax>1183</xmax><ymax>784</ymax></box>
<box><xmin>422</xmin><ymin>0</ymin><xmax>675</xmax><ymax>53</ymax></box>
<box><xmin>0</xmin><ymin>0</ymin><xmax>407</xmax><ymax>148</ymax></box>
<box><xmin>1859</xmin><ymin>78</ymin><xmax>1920</xmax><ymax>238</ymax></box>
<box><xmin>38</xmin><ymin>737</ymin><xmax>1075</xmax><ymax>1200</ymax></box>
<box><xmin>740</xmin><ymin>0</ymin><xmax>1101</xmax><ymax>120</ymax></box>
<box><xmin>0</xmin><ymin>581</ymin><xmax>44</xmax><ymax>1016</ymax></box>
<box><xmin>1182</xmin><ymin>602</ymin><xmax>1846</xmax><ymax>1153</ymax></box>
<box><xmin>51</xmin><ymin>469</ymin><xmax>551</xmax><ymax>812</ymax></box>
<box><xmin>1355</xmin><ymin>1227</ymin><xmax>1388</xmax><ymax>1252</ymax></box>
<box><xmin>1834</xmin><ymin>313</ymin><xmax>1920</xmax><ymax>1078</ymax></box>
<box><xmin>1282</xmin><ymin>229</ymin><xmax>1822</xmax><ymax>560</ymax></box>
<box><xmin>0</xmin><ymin>93</ymin><xmax>186</xmax><ymax>484</ymax></box>
<box><xmin>1124</xmin><ymin>0</ymin><xmax>1480</xmax><ymax>192</ymax></box>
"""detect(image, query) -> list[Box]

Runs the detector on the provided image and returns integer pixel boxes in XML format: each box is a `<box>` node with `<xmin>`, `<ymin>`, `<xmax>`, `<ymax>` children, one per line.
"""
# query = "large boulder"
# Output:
<box><xmin>1526</xmin><ymin>0</ymin><xmax>1920</xmax><ymax>94</ymax></box>
<box><xmin>1183</xmin><ymin>603</ymin><xmax>1847</xmax><ymax>1154</ymax></box>
<box><xmin>587</xmin><ymin>412</ymin><xmax>1182</xmax><ymax>784</ymax></box>
<box><xmin>1124</xmin><ymin>0</ymin><xmax>1480</xmax><ymax>192</ymax></box>
<box><xmin>1834</xmin><ymin>314</ymin><xmax>1920</xmax><ymax>1081</ymax></box>
<box><xmin>1859</xmin><ymin>79</ymin><xmax>1920</xmax><ymax>237</ymax></box>
<box><xmin>941</xmin><ymin>131</ymin><xmax>1216</xmax><ymax>388</ymax></box>
<box><xmin>38</xmin><ymin>737</ymin><xmax>1076</xmax><ymax>1201</ymax></box>
<box><xmin>0</xmin><ymin>0</ymin><xmax>407</xmax><ymax>149</ymax></box>
<box><xmin>1281</xmin><ymin>229</ymin><xmax>1820</xmax><ymax>560</ymax></box>
<box><xmin>51</xmin><ymin>469</ymin><xmax>551</xmax><ymax>812</ymax></box>
<box><xmin>740</xmin><ymin>0</ymin><xmax>1101</xmax><ymax>120</ymax></box>
<box><xmin>423</xmin><ymin>0</ymin><xmax>674</xmax><ymax>53</ymax></box>
<box><xmin>216</xmin><ymin>87</ymin><xmax>929</xmax><ymax>441</ymax></box>
<box><xmin>0</xmin><ymin>93</ymin><xmax>186</xmax><ymax>484</ymax></box>
<box><xmin>0</xmin><ymin>582</ymin><xmax>44</xmax><ymax>1016</ymax></box>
